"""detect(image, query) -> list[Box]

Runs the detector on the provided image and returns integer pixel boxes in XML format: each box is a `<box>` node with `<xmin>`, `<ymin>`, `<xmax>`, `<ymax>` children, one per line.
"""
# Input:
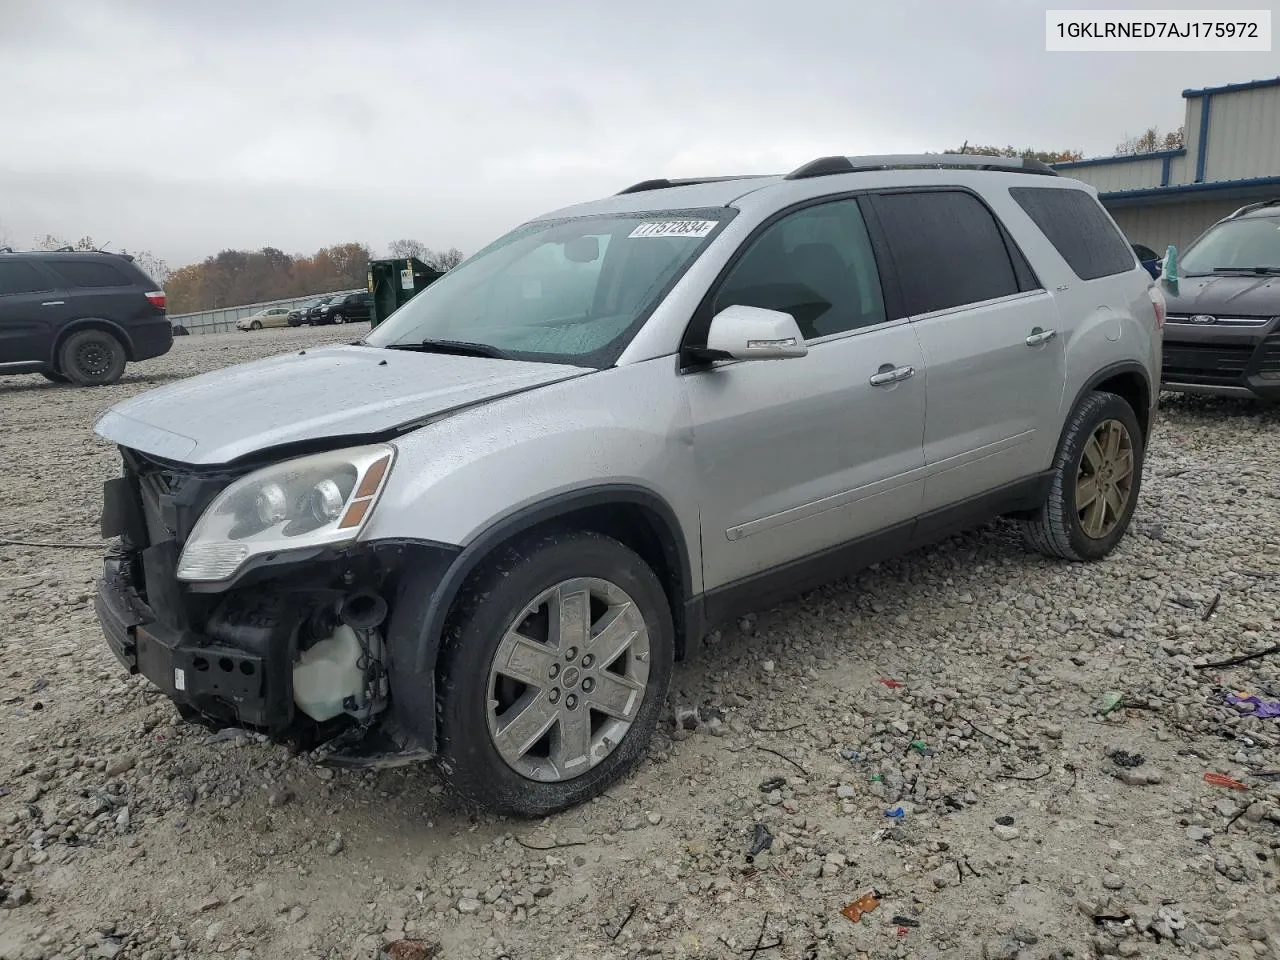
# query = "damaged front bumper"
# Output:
<box><xmin>95</xmin><ymin>550</ymin><xmax>295</xmax><ymax>731</ymax></box>
<box><xmin>93</xmin><ymin>450</ymin><xmax>461</xmax><ymax>766</ymax></box>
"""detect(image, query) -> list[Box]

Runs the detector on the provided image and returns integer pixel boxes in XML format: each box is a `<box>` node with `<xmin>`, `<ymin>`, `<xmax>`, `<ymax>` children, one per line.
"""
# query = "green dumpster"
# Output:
<box><xmin>367</xmin><ymin>256</ymin><xmax>443</xmax><ymax>330</ymax></box>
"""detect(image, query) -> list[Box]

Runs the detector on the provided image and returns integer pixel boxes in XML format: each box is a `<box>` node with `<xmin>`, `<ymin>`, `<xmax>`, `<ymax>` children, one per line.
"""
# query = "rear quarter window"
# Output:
<box><xmin>1009</xmin><ymin>186</ymin><xmax>1136</xmax><ymax>281</ymax></box>
<box><xmin>46</xmin><ymin>260</ymin><xmax>135</xmax><ymax>288</ymax></box>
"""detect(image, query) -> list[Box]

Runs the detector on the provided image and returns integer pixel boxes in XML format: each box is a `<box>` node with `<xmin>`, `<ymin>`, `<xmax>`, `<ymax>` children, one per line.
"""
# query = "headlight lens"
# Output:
<box><xmin>176</xmin><ymin>444</ymin><xmax>395</xmax><ymax>582</ymax></box>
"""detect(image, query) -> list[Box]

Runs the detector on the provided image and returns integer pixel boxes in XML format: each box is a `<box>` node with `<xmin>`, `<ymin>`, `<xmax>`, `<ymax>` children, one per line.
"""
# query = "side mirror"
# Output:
<box><xmin>704</xmin><ymin>305</ymin><xmax>808</xmax><ymax>361</ymax></box>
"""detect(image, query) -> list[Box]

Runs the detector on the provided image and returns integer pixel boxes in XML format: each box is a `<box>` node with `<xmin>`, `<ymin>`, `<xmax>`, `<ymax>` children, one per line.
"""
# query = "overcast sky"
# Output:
<box><xmin>1</xmin><ymin>0</ymin><xmax>1275</xmax><ymax>267</ymax></box>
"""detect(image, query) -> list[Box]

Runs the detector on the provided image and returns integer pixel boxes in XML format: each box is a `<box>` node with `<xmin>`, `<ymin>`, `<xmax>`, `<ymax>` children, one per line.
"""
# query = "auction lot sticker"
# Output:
<box><xmin>628</xmin><ymin>220</ymin><xmax>718</xmax><ymax>239</ymax></box>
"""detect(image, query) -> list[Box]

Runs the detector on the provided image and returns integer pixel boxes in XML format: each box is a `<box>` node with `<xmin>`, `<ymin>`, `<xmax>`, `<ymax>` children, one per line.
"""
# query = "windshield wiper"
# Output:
<box><xmin>386</xmin><ymin>338</ymin><xmax>513</xmax><ymax>360</ymax></box>
<box><xmin>1211</xmin><ymin>266</ymin><xmax>1280</xmax><ymax>275</ymax></box>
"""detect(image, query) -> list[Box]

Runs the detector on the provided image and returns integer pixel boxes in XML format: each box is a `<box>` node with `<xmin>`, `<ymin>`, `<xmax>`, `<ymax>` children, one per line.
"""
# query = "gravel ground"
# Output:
<box><xmin>1</xmin><ymin>326</ymin><xmax>1278</xmax><ymax>960</ymax></box>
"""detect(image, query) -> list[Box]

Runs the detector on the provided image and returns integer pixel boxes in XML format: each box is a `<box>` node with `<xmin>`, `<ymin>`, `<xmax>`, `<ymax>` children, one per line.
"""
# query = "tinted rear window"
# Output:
<box><xmin>868</xmin><ymin>190</ymin><xmax>1023</xmax><ymax>316</ymax></box>
<box><xmin>0</xmin><ymin>261</ymin><xmax>55</xmax><ymax>295</ymax></box>
<box><xmin>47</xmin><ymin>260</ymin><xmax>134</xmax><ymax>288</ymax></box>
<box><xmin>1009</xmin><ymin>186</ymin><xmax>1135</xmax><ymax>280</ymax></box>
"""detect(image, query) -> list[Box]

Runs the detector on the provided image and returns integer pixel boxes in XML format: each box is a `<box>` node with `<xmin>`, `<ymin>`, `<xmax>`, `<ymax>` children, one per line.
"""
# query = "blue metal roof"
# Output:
<box><xmin>1054</xmin><ymin>149</ymin><xmax>1184</xmax><ymax>170</ymax></box>
<box><xmin>1182</xmin><ymin>76</ymin><xmax>1280</xmax><ymax>98</ymax></box>
<box><xmin>1098</xmin><ymin>176</ymin><xmax>1280</xmax><ymax>207</ymax></box>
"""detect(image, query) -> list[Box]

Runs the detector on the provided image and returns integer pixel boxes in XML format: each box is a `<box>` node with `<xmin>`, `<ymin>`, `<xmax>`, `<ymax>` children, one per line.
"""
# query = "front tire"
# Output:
<box><xmin>436</xmin><ymin>530</ymin><xmax>674</xmax><ymax>817</ymax></box>
<box><xmin>59</xmin><ymin>330</ymin><xmax>127</xmax><ymax>387</ymax></box>
<box><xmin>332</xmin><ymin>312</ymin><xmax>345</xmax><ymax>325</ymax></box>
<box><xmin>250</xmin><ymin>320</ymin><xmax>262</xmax><ymax>330</ymax></box>
<box><xmin>1020</xmin><ymin>390</ymin><xmax>1144</xmax><ymax>561</ymax></box>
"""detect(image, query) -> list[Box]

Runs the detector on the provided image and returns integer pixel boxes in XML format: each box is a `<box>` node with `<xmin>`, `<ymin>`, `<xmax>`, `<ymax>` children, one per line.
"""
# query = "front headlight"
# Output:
<box><xmin>176</xmin><ymin>444</ymin><xmax>395</xmax><ymax>583</ymax></box>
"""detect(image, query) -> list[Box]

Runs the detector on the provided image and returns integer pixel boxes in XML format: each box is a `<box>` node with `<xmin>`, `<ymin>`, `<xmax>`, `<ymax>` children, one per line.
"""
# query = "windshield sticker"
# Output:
<box><xmin>628</xmin><ymin>220</ymin><xmax>718</xmax><ymax>240</ymax></box>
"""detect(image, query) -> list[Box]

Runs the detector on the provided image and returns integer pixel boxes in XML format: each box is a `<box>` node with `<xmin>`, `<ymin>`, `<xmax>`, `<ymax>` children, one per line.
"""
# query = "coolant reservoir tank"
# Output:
<box><xmin>293</xmin><ymin>625</ymin><xmax>366</xmax><ymax>722</ymax></box>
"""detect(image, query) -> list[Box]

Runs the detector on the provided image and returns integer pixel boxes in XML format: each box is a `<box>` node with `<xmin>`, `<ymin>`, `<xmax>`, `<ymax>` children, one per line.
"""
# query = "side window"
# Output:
<box><xmin>0</xmin><ymin>261</ymin><xmax>54</xmax><ymax>296</ymax></box>
<box><xmin>868</xmin><ymin>191</ymin><xmax>1021</xmax><ymax>316</ymax></box>
<box><xmin>1009</xmin><ymin>186</ymin><xmax>1136</xmax><ymax>280</ymax></box>
<box><xmin>46</xmin><ymin>260</ymin><xmax>132</xmax><ymax>288</ymax></box>
<box><xmin>712</xmin><ymin>199</ymin><xmax>886</xmax><ymax>340</ymax></box>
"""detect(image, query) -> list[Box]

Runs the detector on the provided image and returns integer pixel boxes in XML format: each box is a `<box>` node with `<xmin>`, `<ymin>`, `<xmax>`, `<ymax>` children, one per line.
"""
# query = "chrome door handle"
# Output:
<box><xmin>41</xmin><ymin>301</ymin><xmax>65</xmax><ymax>307</ymax></box>
<box><xmin>1025</xmin><ymin>328</ymin><xmax>1057</xmax><ymax>346</ymax></box>
<box><xmin>869</xmin><ymin>365</ymin><xmax>915</xmax><ymax>386</ymax></box>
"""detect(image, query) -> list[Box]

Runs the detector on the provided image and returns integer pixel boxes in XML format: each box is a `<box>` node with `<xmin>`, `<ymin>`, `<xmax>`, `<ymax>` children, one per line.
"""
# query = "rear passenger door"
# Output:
<box><xmin>0</xmin><ymin>259</ymin><xmax>60</xmax><ymax>364</ymax></box>
<box><xmin>865</xmin><ymin>189</ymin><xmax>1065</xmax><ymax>514</ymax></box>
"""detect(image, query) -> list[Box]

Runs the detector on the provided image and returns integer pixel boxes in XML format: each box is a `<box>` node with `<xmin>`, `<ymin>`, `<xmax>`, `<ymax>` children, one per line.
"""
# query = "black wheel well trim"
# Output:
<box><xmin>51</xmin><ymin>317</ymin><xmax>136</xmax><ymax>365</ymax></box>
<box><xmin>410</xmin><ymin>483</ymin><xmax>695</xmax><ymax>676</ymax></box>
<box><xmin>1069</xmin><ymin>360</ymin><xmax>1154</xmax><ymax>441</ymax></box>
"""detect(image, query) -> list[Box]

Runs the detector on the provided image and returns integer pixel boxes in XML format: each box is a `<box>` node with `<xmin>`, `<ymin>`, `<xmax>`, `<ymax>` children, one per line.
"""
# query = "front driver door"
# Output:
<box><xmin>681</xmin><ymin>197</ymin><xmax>928</xmax><ymax>596</ymax></box>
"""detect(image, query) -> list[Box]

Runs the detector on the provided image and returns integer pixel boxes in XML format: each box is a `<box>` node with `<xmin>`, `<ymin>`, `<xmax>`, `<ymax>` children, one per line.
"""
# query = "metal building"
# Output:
<box><xmin>1052</xmin><ymin>76</ymin><xmax>1280</xmax><ymax>254</ymax></box>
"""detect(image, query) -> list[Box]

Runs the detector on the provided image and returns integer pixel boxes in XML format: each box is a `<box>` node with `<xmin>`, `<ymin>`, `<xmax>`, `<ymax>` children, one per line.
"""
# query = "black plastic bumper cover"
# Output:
<box><xmin>94</xmin><ymin>555</ymin><xmax>291</xmax><ymax>731</ymax></box>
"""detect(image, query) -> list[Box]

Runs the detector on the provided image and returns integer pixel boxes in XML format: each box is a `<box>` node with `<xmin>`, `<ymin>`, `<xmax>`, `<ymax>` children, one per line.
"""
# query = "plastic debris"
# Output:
<box><xmin>1204</xmin><ymin>772</ymin><xmax>1248</xmax><ymax>791</ymax></box>
<box><xmin>878</xmin><ymin>679</ymin><xmax>903</xmax><ymax>689</ymax></box>
<box><xmin>746</xmin><ymin>823</ymin><xmax>774</xmax><ymax>860</ymax></box>
<box><xmin>884</xmin><ymin>806</ymin><xmax>906</xmax><ymax>820</ymax></box>
<box><xmin>1097</xmin><ymin>691</ymin><xmax>1124</xmax><ymax>716</ymax></box>
<box><xmin>758</xmin><ymin>776</ymin><xmax>786</xmax><ymax>793</ymax></box>
<box><xmin>840</xmin><ymin>748</ymin><xmax>861</xmax><ymax>761</ymax></box>
<box><xmin>840</xmin><ymin>891</ymin><xmax>881</xmax><ymax>924</ymax></box>
<box><xmin>892</xmin><ymin>916</ymin><xmax>921</xmax><ymax>928</ymax></box>
<box><xmin>909</xmin><ymin>739</ymin><xmax>934</xmax><ymax>757</ymax></box>
<box><xmin>1108</xmin><ymin>749</ymin><xmax>1146</xmax><ymax>768</ymax></box>
<box><xmin>1225</xmin><ymin>694</ymin><xmax>1280</xmax><ymax>719</ymax></box>
<box><xmin>870</xmin><ymin>774</ymin><xmax>884</xmax><ymax>783</ymax></box>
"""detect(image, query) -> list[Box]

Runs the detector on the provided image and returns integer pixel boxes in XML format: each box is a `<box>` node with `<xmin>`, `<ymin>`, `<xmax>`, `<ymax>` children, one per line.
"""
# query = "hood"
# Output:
<box><xmin>1163</xmin><ymin>273</ymin><xmax>1280</xmax><ymax>318</ymax></box>
<box><xmin>94</xmin><ymin>344</ymin><xmax>592</xmax><ymax>465</ymax></box>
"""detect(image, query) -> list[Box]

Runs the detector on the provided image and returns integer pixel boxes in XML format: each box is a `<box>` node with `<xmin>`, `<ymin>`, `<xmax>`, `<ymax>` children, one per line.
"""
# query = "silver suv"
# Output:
<box><xmin>92</xmin><ymin>155</ymin><xmax>1163</xmax><ymax>816</ymax></box>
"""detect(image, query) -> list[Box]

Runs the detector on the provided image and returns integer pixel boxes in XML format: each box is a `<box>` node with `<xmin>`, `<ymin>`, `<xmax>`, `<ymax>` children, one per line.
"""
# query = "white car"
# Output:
<box><xmin>236</xmin><ymin>307</ymin><xmax>292</xmax><ymax>331</ymax></box>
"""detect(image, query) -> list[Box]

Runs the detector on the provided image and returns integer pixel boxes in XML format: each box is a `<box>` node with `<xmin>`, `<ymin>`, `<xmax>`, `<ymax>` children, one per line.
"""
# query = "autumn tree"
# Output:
<box><xmin>1115</xmin><ymin>126</ymin><xmax>1185</xmax><ymax>155</ymax></box>
<box><xmin>943</xmin><ymin>144</ymin><xmax>1085</xmax><ymax>164</ymax></box>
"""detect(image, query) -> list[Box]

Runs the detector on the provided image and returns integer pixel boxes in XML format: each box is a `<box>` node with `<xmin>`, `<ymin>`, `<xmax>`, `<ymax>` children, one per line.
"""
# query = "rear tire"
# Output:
<box><xmin>1019</xmin><ymin>391</ymin><xmax>1144</xmax><ymax>561</ymax></box>
<box><xmin>59</xmin><ymin>330</ymin><xmax>127</xmax><ymax>387</ymax></box>
<box><xmin>436</xmin><ymin>530</ymin><xmax>674</xmax><ymax>817</ymax></box>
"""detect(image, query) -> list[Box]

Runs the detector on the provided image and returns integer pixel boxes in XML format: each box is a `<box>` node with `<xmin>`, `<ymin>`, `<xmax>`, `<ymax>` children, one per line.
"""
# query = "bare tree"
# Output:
<box><xmin>430</xmin><ymin>246</ymin><xmax>465</xmax><ymax>271</ymax></box>
<box><xmin>387</xmin><ymin>238</ymin><xmax>432</xmax><ymax>260</ymax></box>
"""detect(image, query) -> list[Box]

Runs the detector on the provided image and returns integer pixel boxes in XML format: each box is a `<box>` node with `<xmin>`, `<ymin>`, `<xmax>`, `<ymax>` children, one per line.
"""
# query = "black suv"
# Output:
<box><xmin>314</xmin><ymin>291</ymin><xmax>373</xmax><ymax>325</ymax></box>
<box><xmin>0</xmin><ymin>249</ymin><xmax>172</xmax><ymax>386</ymax></box>
<box><xmin>1161</xmin><ymin>199</ymin><xmax>1280</xmax><ymax>401</ymax></box>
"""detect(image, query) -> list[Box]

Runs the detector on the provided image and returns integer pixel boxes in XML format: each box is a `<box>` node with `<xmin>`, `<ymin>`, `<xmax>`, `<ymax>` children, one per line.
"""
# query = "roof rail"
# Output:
<box><xmin>615</xmin><ymin>175</ymin><xmax>766</xmax><ymax>195</ymax></box>
<box><xmin>1226</xmin><ymin>198</ymin><xmax>1280</xmax><ymax>219</ymax></box>
<box><xmin>784</xmin><ymin>154</ymin><xmax>1060</xmax><ymax>180</ymax></box>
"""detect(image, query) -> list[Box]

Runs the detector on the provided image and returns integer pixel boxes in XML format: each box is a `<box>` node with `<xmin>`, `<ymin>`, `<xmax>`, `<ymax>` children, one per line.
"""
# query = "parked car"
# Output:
<box><xmin>0</xmin><ymin>248</ymin><xmax>172</xmax><ymax>386</ymax></box>
<box><xmin>315</xmin><ymin>291</ymin><xmax>373</xmax><ymax>325</ymax></box>
<box><xmin>287</xmin><ymin>303</ymin><xmax>314</xmax><ymax>327</ymax></box>
<box><xmin>1158</xmin><ymin>198</ymin><xmax>1280</xmax><ymax>401</ymax></box>
<box><xmin>91</xmin><ymin>154</ymin><xmax>1160</xmax><ymax>816</ymax></box>
<box><xmin>303</xmin><ymin>295</ymin><xmax>341</xmax><ymax>325</ymax></box>
<box><xmin>1132</xmin><ymin>243</ymin><xmax>1162</xmax><ymax>279</ymax></box>
<box><xmin>236</xmin><ymin>306</ymin><xmax>292</xmax><ymax>331</ymax></box>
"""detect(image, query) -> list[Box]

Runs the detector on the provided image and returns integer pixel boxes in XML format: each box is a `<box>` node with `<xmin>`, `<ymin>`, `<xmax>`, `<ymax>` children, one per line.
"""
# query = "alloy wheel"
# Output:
<box><xmin>1075</xmin><ymin>418</ymin><xmax>1134</xmax><ymax>539</ymax></box>
<box><xmin>486</xmin><ymin>577</ymin><xmax>650</xmax><ymax>782</ymax></box>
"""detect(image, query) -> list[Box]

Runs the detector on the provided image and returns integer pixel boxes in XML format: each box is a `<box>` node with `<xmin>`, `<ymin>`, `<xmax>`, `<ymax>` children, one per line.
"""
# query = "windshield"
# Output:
<box><xmin>1181</xmin><ymin>215</ymin><xmax>1280</xmax><ymax>274</ymax></box>
<box><xmin>363</xmin><ymin>210</ymin><xmax>730</xmax><ymax>366</ymax></box>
